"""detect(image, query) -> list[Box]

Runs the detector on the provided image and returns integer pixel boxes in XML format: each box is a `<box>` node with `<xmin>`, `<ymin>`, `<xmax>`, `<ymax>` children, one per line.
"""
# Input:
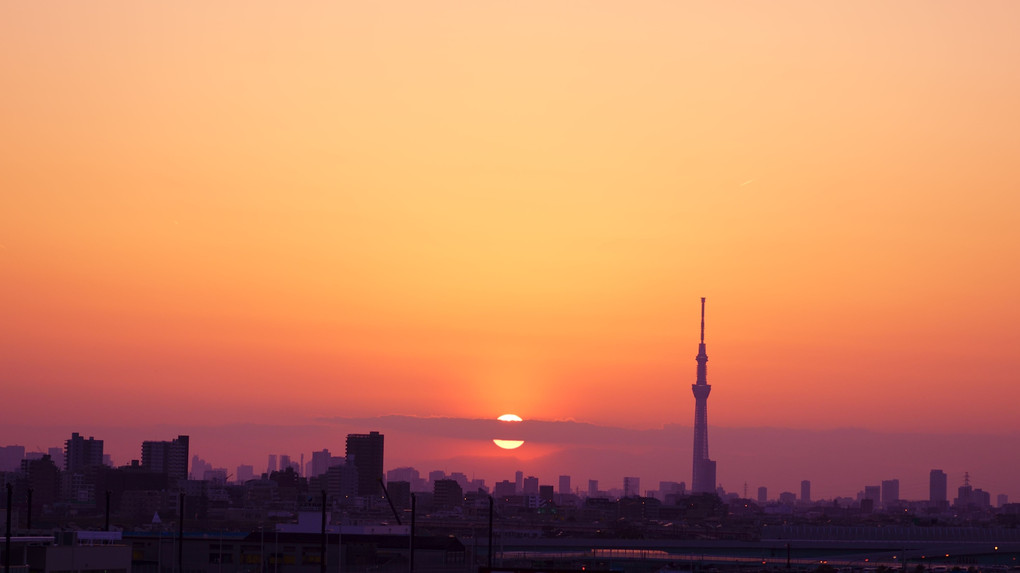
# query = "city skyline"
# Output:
<box><xmin>3</xmin><ymin>419</ymin><xmax>1017</xmax><ymax>503</ymax></box>
<box><xmin>3</xmin><ymin>1</ymin><xmax>1020</xmax><ymax>514</ymax></box>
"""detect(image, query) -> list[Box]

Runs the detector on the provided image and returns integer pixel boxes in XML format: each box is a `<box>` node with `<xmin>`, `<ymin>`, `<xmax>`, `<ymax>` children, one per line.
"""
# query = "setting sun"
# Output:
<box><xmin>493</xmin><ymin>414</ymin><xmax>524</xmax><ymax>449</ymax></box>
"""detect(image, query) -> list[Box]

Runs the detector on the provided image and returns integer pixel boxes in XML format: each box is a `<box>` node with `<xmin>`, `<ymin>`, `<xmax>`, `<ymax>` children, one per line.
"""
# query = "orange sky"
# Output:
<box><xmin>3</xmin><ymin>2</ymin><xmax>1020</xmax><ymax>443</ymax></box>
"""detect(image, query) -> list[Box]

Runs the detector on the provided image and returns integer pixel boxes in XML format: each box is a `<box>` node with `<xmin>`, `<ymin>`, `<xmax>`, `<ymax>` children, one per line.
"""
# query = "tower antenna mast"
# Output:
<box><xmin>700</xmin><ymin>297</ymin><xmax>705</xmax><ymax>344</ymax></box>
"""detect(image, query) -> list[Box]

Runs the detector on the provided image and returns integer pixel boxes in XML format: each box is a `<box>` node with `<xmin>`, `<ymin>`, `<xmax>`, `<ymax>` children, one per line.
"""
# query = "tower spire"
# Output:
<box><xmin>700</xmin><ymin>296</ymin><xmax>705</xmax><ymax>344</ymax></box>
<box><xmin>691</xmin><ymin>297</ymin><xmax>716</xmax><ymax>494</ymax></box>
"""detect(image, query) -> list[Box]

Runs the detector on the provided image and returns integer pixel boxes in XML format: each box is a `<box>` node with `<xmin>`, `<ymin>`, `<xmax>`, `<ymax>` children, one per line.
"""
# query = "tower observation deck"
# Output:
<box><xmin>691</xmin><ymin>297</ymin><xmax>717</xmax><ymax>494</ymax></box>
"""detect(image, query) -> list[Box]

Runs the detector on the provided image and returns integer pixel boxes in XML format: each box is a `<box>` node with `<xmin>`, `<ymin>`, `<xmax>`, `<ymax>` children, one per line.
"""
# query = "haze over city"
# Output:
<box><xmin>3</xmin><ymin>1</ymin><xmax>1020</xmax><ymax>506</ymax></box>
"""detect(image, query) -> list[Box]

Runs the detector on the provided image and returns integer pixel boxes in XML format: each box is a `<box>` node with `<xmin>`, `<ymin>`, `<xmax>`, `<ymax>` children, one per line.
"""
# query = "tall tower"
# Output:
<box><xmin>691</xmin><ymin>297</ymin><xmax>717</xmax><ymax>493</ymax></box>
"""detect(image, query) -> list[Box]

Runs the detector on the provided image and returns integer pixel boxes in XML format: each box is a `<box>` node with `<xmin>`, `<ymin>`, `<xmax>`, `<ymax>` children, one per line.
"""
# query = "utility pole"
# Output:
<box><xmin>5</xmin><ymin>484</ymin><xmax>12</xmax><ymax>573</ymax></box>
<box><xmin>320</xmin><ymin>491</ymin><xmax>327</xmax><ymax>573</ymax></box>
<box><xmin>177</xmin><ymin>493</ymin><xmax>185</xmax><ymax>573</ymax></box>
<box><xmin>487</xmin><ymin>496</ymin><xmax>494</xmax><ymax>569</ymax></box>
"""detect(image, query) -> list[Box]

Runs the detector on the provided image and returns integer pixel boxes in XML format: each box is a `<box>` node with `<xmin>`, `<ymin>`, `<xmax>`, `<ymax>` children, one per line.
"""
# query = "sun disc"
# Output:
<box><xmin>497</xmin><ymin>414</ymin><xmax>523</xmax><ymax>422</ymax></box>
<box><xmin>492</xmin><ymin>439</ymin><xmax>524</xmax><ymax>450</ymax></box>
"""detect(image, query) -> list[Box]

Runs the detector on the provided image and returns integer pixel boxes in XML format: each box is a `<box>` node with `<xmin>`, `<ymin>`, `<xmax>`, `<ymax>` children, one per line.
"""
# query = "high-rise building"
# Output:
<box><xmin>140</xmin><ymin>435</ymin><xmax>190</xmax><ymax>486</ymax></box>
<box><xmin>930</xmin><ymin>469</ymin><xmax>948</xmax><ymax>507</ymax></box>
<box><xmin>971</xmin><ymin>488</ymin><xmax>991</xmax><ymax>508</ymax></box>
<box><xmin>434</xmin><ymin>479</ymin><xmax>463</xmax><ymax>508</ymax></box>
<box><xmin>558</xmin><ymin>475</ymin><xmax>571</xmax><ymax>495</ymax></box>
<box><xmin>864</xmin><ymin>485</ymin><xmax>881</xmax><ymax>509</ymax></box>
<box><xmin>324</xmin><ymin>461</ymin><xmax>359</xmax><ymax>500</ymax></box>
<box><xmin>881</xmin><ymin>479</ymin><xmax>900</xmax><ymax>507</ymax></box>
<box><xmin>493</xmin><ymin>480</ymin><xmax>515</xmax><ymax>497</ymax></box>
<box><xmin>21</xmin><ymin>455</ymin><xmax>60</xmax><ymax>510</ymax></box>
<box><xmin>956</xmin><ymin>472</ymin><xmax>974</xmax><ymax>508</ymax></box>
<box><xmin>588</xmin><ymin>479</ymin><xmax>599</xmax><ymax>497</ymax></box>
<box><xmin>691</xmin><ymin>298</ymin><xmax>717</xmax><ymax>494</ymax></box>
<box><xmin>387</xmin><ymin>467</ymin><xmax>425</xmax><ymax>491</ymax></box>
<box><xmin>515</xmin><ymin>471</ymin><xmax>524</xmax><ymax>493</ymax></box>
<box><xmin>0</xmin><ymin>445</ymin><xmax>26</xmax><ymax>472</ymax></box>
<box><xmin>48</xmin><ymin>447</ymin><xmax>65</xmax><ymax>470</ymax></box>
<box><xmin>310</xmin><ymin>449</ymin><xmax>332</xmax><ymax>478</ymax></box>
<box><xmin>659</xmin><ymin>481</ymin><xmax>684</xmax><ymax>496</ymax></box>
<box><xmin>236</xmin><ymin>464</ymin><xmax>255</xmax><ymax>483</ymax></box>
<box><xmin>346</xmin><ymin>431</ymin><xmax>384</xmax><ymax>496</ymax></box>
<box><xmin>388</xmin><ymin>480</ymin><xmax>411</xmax><ymax>509</ymax></box>
<box><xmin>387</xmin><ymin>467</ymin><xmax>418</xmax><ymax>482</ymax></box>
<box><xmin>522</xmin><ymin>476</ymin><xmax>539</xmax><ymax>495</ymax></box>
<box><xmin>190</xmin><ymin>455</ymin><xmax>212</xmax><ymax>480</ymax></box>
<box><xmin>65</xmin><ymin>433</ymin><xmax>103</xmax><ymax>473</ymax></box>
<box><xmin>63</xmin><ymin>433</ymin><xmax>104</xmax><ymax>503</ymax></box>
<box><xmin>267</xmin><ymin>454</ymin><xmax>277</xmax><ymax>475</ymax></box>
<box><xmin>757</xmin><ymin>486</ymin><xmax>768</xmax><ymax>504</ymax></box>
<box><xmin>800</xmin><ymin>480</ymin><xmax>811</xmax><ymax>503</ymax></box>
<box><xmin>623</xmin><ymin>477</ymin><xmax>641</xmax><ymax>498</ymax></box>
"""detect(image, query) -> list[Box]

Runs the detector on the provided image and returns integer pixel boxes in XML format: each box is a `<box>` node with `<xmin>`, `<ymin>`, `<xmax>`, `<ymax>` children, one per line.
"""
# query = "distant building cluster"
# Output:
<box><xmin>5</xmin><ymin>424</ymin><xmax>1020</xmax><ymax>573</ymax></box>
<box><xmin>1</xmin><ymin>429</ymin><xmax>1013</xmax><ymax>533</ymax></box>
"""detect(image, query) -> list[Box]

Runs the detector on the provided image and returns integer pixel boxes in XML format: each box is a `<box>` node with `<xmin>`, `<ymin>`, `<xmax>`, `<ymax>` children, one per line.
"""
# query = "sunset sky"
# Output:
<box><xmin>3</xmin><ymin>2</ymin><xmax>1019</xmax><ymax>498</ymax></box>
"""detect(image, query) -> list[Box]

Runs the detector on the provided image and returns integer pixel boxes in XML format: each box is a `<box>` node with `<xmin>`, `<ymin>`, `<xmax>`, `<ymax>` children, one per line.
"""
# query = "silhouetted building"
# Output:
<box><xmin>63</xmin><ymin>433</ymin><xmax>104</xmax><ymax>504</ymax></box>
<box><xmin>588</xmin><ymin>479</ymin><xmax>599</xmax><ymax>497</ymax></box>
<box><xmin>322</xmin><ymin>460</ymin><xmax>358</xmax><ymax>501</ymax></box>
<box><xmin>779</xmin><ymin>491</ymin><xmax>796</xmax><ymax>506</ymax></box>
<box><xmin>310</xmin><ymin>449</ymin><xmax>332</xmax><ymax>478</ymax></box>
<box><xmin>65</xmin><ymin>433</ymin><xmax>103</xmax><ymax>473</ymax></box>
<box><xmin>515</xmin><ymin>470</ymin><xmax>523</xmax><ymax>493</ymax></box>
<box><xmin>930</xmin><ymin>469</ymin><xmax>948</xmax><ymax>508</ymax></box>
<box><xmin>881</xmin><ymin>479</ymin><xmax>899</xmax><ymax>508</ymax></box>
<box><xmin>956</xmin><ymin>473</ymin><xmax>974</xmax><ymax>508</ymax></box>
<box><xmin>140</xmin><ymin>435</ymin><xmax>189</xmax><ymax>486</ymax></box>
<box><xmin>691</xmin><ymin>298</ymin><xmax>717</xmax><ymax>494</ymax></box>
<box><xmin>972</xmin><ymin>488</ymin><xmax>991</xmax><ymax>508</ymax></box>
<box><xmin>624</xmin><ymin>476</ymin><xmax>641</xmax><ymax>498</ymax></box>
<box><xmin>493</xmin><ymin>480</ymin><xmax>515</xmax><ymax>497</ymax></box>
<box><xmin>522</xmin><ymin>476</ymin><xmax>539</xmax><ymax>495</ymax></box>
<box><xmin>863</xmin><ymin>485</ymin><xmax>881</xmax><ymax>509</ymax></box>
<box><xmin>387</xmin><ymin>466</ymin><xmax>417</xmax><ymax>481</ymax></box>
<box><xmin>388</xmin><ymin>480</ymin><xmax>411</xmax><ymax>509</ymax></box>
<box><xmin>346</xmin><ymin>431</ymin><xmax>384</xmax><ymax>496</ymax></box>
<box><xmin>757</xmin><ymin>486</ymin><xmax>768</xmax><ymax>504</ymax></box>
<box><xmin>659</xmin><ymin>481</ymin><xmax>685</xmax><ymax>503</ymax></box>
<box><xmin>267</xmin><ymin>454</ymin><xmax>277</xmax><ymax>475</ymax></box>
<box><xmin>539</xmin><ymin>484</ymin><xmax>554</xmax><ymax>502</ymax></box>
<box><xmin>558</xmin><ymin>475</ymin><xmax>571</xmax><ymax>495</ymax></box>
<box><xmin>21</xmin><ymin>454</ymin><xmax>60</xmax><ymax>511</ymax></box>
<box><xmin>236</xmin><ymin>464</ymin><xmax>254</xmax><ymax>483</ymax></box>
<box><xmin>387</xmin><ymin>467</ymin><xmax>425</xmax><ymax>491</ymax></box>
<box><xmin>0</xmin><ymin>445</ymin><xmax>25</xmax><ymax>472</ymax></box>
<box><xmin>800</xmin><ymin>480</ymin><xmax>811</xmax><ymax>504</ymax></box>
<box><xmin>190</xmin><ymin>455</ymin><xmax>211</xmax><ymax>480</ymax></box>
<box><xmin>47</xmin><ymin>447</ymin><xmax>65</xmax><ymax>470</ymax></box>
<box><xmin>434</xmin><ymin>479</ymin><xmax>463</xmax><ymax>508</ymax></box>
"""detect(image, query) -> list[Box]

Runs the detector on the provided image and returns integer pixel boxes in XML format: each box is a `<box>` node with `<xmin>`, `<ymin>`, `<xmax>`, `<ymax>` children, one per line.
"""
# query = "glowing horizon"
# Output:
<box><xmin>2</xmin><ymin>1</ymin><xmax>1020</xmax><ymax>495</ymax></box>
